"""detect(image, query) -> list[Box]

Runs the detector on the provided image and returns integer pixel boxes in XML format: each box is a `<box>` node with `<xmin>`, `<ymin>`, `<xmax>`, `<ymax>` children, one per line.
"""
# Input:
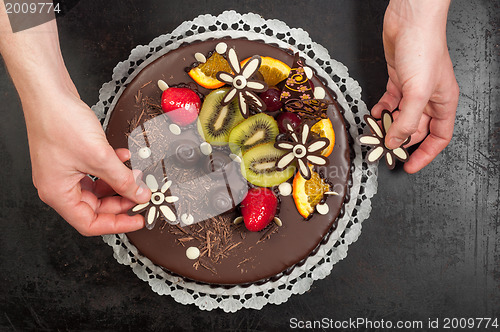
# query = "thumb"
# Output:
<box><xmin>385</xmin><ymin>87</ymin><xmax>429</xmax><ymax>150</ymax></box>
<box><xmin>89</xmin><ymin>146</ymin><xmax>151</xmax><ymax>204</ymax></box>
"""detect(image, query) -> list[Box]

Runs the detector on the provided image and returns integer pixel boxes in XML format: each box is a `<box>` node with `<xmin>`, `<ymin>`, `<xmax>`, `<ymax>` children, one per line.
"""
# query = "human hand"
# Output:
<box><xmin>372</xmin><ymin>0</ymin><xmax>459</xmax><ymax>173</ymax></box>
<box><xmin>23</xmin><ymin>88</ymin><xmax>151</xmax><ymax>236</ymax></box>
<box><xmin>0</xmin><ymin>13</ymin><xmax>151</xmax><ymax>235</ymax></box>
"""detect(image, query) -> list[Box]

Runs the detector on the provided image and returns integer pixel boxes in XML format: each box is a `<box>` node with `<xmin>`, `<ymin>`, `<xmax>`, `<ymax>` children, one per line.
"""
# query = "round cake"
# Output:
<box><xmin>105</xmin><ymin>38</ymin><xmax>351</xmax><ymax>285</ymax></box>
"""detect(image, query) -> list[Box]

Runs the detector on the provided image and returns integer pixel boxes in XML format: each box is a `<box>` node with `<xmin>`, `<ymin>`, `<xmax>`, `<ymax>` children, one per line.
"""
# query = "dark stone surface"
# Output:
<box><xmin>0</xmin><ymin>0</ymin><xmax>498</xmax><ymax>330</ymax></box>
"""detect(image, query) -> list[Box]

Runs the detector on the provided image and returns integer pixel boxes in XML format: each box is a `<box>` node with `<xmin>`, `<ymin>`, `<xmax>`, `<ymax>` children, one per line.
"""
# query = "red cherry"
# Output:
<box><xmin>161</xmin><ymin>87</ymin><xmax>201</xmax><ymax>126</ymax></box>
<box><xmin>259</xmin><ymin>87</ymin><xmax>283</xmax><ymax>112</ymax></box>
<box><xmin>276</xmin><ymin>112</ymin><xmax>302</xmax><ymax>133</ymax></box>
<box><xmin>241</xmin><ymin>187</ymin><xmax>278</xmax><ymax>232</ymax></box>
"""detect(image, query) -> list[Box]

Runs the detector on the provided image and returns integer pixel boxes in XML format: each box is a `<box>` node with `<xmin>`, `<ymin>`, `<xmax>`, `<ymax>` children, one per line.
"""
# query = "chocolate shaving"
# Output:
<box><xmin>167</xmin><ymin>215</ymin><xmax>241</xmax><ymax>275</ymax></box>
<box><xmin>257</xmin><ymin>224</ymin><xmax>279</xmax><ymax>244</ymax></box>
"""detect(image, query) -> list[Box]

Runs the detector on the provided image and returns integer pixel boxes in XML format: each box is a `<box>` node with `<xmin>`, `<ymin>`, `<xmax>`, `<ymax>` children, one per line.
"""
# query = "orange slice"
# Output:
<box><xmin>188</xmin><ymin>52</ymin><xmax>232</xmax><ymax>89</ymax></box>
<box><xmin>311</xmin><ymin>118</ymin><xmax>335</xmax><ymax>157</ymax></box>
<box><xmin>240</xmin><ymin>56</ymin><xmax>291</xmax><ymax>86</ymax></box>
<box><xmin>292</xmin><ymin>165</ymin><xmax>331</xmax><ymax>218</ymax></box>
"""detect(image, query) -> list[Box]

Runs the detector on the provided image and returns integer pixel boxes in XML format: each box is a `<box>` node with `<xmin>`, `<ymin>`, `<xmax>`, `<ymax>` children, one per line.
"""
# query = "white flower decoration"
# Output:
<box><xmin>216</xmin><ymin>48</ymin><xmax>268</xmax><ymax>118</ymax></box>
<box><xmin>358</xmin><ymin>110</ymin><xmax>410</xmax><ymax>169</ymax></box>
<box><xmin>275</xmin><ymin>122</ymin><xmax>330</xmax><ymax>180</ymax></box>
<box><xmin>128</xmin><ymin>174</ymin><xmax>179</xmax><ymax>230</ymax></box>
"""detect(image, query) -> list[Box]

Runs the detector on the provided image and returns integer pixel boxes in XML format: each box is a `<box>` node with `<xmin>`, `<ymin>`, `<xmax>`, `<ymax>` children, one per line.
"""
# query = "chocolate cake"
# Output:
<box><xmin>105</xmin><ymin>38</ymin><xmax>351</xmax><ymax>285</ymax></box>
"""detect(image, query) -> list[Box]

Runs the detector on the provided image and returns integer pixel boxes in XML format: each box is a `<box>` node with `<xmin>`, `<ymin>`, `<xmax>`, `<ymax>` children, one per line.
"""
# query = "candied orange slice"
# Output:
<box><xmin>292</xmin><ymin>165</ymin><xmax>331</xmax><ymax>218</ymax></box>
<box><xmin>188</xmin><ymin>52</ymin><xmax>232</xmax><ymax>89</ymax></box>
<box><xmin>240</xmin><ymin>56</ymin><xmax>291</xmax><ymax>87</ymax></box>
<box><xmin>311</xmin><ymin>118</ymin><xmax>335</xmax><ymax>157</ymax></box>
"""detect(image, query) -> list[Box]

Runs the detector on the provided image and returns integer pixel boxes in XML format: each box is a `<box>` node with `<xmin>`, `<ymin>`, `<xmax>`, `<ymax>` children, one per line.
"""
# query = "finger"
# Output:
<box><xmin>88</xmin><ymin>146</ymin><xmax>150</xmax><ymax>204</ymax></box>
<box><xmin>115</xmin><ymin>148</ymin><xmax>131</xmax><ymax>163</ymax></box>
<box><xmin>54</xmin><ymin>186</ymin><xmax>144</xmax><ymax>236</ymax></box>
<box><xmin>80</xmin><ymin>148</ymin><xmax>133</xmax><ymax>198</ymax></box>
<box><xmin>404</xmin><ymin>115</ymin><xmax>454</xmax><ymax>173</ymax></box>
<box><xmin>371</xmin><ymin>76</ymin><xmax>402</xmax><ymax>118</ymax></box>
<box><xmin>385</xmin><ymin>86</ymin><xmax>430</xmax><ymax>149</ymax></box>
<box><xmin>391</xmin><ymin>111</ymin><xmax>431</xmax><ymax>147</ymax></box>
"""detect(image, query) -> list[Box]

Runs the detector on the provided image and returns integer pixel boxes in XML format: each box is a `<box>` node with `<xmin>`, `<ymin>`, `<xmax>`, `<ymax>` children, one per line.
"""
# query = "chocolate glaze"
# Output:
<box><xmin>105</xmin><ymin>38</ymin><xmax>351</xmax><ymax>285</ymax></box>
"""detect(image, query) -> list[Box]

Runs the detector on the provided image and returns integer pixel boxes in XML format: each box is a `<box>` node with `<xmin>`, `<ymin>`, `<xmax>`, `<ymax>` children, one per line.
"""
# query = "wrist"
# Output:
<box><xmin>386</xmin><ymin>0</ymin><xmax>451</xmax><ymax>30</ymax></box>
<box><xmin>0</xmin><ymin>19</ymin><xmax>75</xmax><ymax>105</ymax></box>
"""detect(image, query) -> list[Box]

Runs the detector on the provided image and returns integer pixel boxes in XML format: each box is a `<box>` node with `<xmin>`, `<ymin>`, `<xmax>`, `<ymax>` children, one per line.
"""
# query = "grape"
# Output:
<box><xmin>259</xmin><ymin>87</ymin><xmax>283</xmax><ymax>112</ymax></box>
<box><xmin>276</xmin><ymin>112</ymin><xmax>302</xmax><ymax>133</ymax></box>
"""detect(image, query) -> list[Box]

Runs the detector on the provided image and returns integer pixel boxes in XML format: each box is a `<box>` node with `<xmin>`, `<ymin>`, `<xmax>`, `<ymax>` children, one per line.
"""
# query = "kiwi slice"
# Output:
<box><xmin>241</xmin><ymin>143</ymin><xmax>295</xmax><ymax>187</ymax></box>
<box><xmin>228</xmin><ymin>113</ymin><xmax>279</xmax><ymax>155</ymax></box>
<box><xmin>197</xmin><ymin>88</ymin><xmax>244</xmax><ymax>145</ymax></box>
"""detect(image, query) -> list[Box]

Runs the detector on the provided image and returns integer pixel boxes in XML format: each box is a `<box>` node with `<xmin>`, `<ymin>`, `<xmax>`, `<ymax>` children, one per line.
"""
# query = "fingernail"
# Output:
<box><xmin>387</xmin><ymin>137</ymin><xmax>404</xmax><ymax>149</ymax></box>
<box><xmin>136</xmin><ymin>184</ymin><xmax>150</xmax><ymax>202</ymax></box>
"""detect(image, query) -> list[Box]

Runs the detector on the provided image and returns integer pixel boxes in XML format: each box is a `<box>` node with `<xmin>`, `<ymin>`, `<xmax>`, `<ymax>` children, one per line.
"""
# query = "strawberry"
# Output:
<box><xmin>161</xmin><ymin>87</ymin><xmax>201</xmax><ymax>126</ymax></box>
<box><xmin>241</xmin><ymin>187</ymin><xmax>278</xmax><ymax>232</ymax></box>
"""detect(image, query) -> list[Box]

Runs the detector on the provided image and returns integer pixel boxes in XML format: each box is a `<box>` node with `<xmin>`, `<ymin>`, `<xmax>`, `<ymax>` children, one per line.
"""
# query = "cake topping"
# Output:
<box><xmin>228</xmin><ymin>113</ymin><xmax>279</xmax><ymax>155</ymax></box>
<box><xmin>283</xmin><ymin>99</ymin><xmax>329</xmax><ymax>121</ymax></box>
<box><xmin>186</xmin><ymin>247</ymin><xmax>200</xmax><ymax>260</ymax></box>
<box><xmin>278</xmin><ymin>182</ymin><xmax>292</xmax><ymax>196</ymax></box>
<box><xmin>316</xmin><ymin>203</ymin><xmax>329</xmax><ymax>215</ymax></box>
<box><xmin>128</xmin><ymin>174</ymin><xmax>178</xmax><ymax>229</ymax></box>
<box><xmin>194</xmin><ymin>52</ymin><xmax>207</xmax><ymax>63</ymax></box>
<box><xmin>292</xmin><ymin>165</ymin><xmax>332</xmax><ymax>219</ymax></box>
<box><xmin>138</xmin><ymin>147</ymin><xmax>151</xmax><ymax>159</ymax></box>
<box><xmin>280</xmin><ymin>53</ymin><xmax>315</xmax><ymax>103</ymax></box>
<box><xmin>259</xmin><ymin>86</ymin><xmax>283</xmax><ymax>112</ymax></box>
<box><xmin>197</xmin><ymin>88</ymin><xmax>245</xmax><ymax>145</ymax></box>
<box><xmin>168</xmin><ymin>123</ymin><xmax>181</xmax><ymax>135</ymax></box>
<box><xmin>241</xmin><ymin>187</ymin><xmax>279</xmax><ymax>232</ymax></box>
<box><xmin>240</xmin><ymin>142</ymin><xmax>295</xmax><ymax>187</ymax></box>
<box><xmin>181</xmin><ymin>213</ymin><xmax>194</xmax><ymax>226</ymax></box>
<box><xmin>215</xmin><ymin>42</ymin><xmax>227</xmax><ymax>55</ymax></box>
<box><xmin>199</xmin><ymin>142</ymin><xmax>212</xmax><ymax>155</ymax></box>
<box><xmin>157</xmin><ymin>79</ymin><xmax>169</xmax><ymax>91</ymax></box>
<box><xmin>313</xmin><ymin>86</ymin><xmax>326</xmax><ymax>99</ymax></box>
<box><xmin>241</xmin><ymin>56</ymin><xmax>291</xmax><ymax>87</ymax></box>
<box><xmin>216</xmin><ymin>48</ymin><xmax>268</xmax><ymax>118</ymax></box>
<box><xmin>310</xmin><ymin>118</ymin><xmax>336</xmax><ymax>157</ymax></box>
<box><xmin>188</xmin><ymin>50</ymin><xmax>231</xmax><ymax>89</ymax></box>
<box><xmin>359</xmin><ymin>110</ymin><xmax>410</xmax><ymax>169</ymax></box>
<box><xmin>161</xmin><ymin>87</ymin><xmax>201</xmax><ymax>126</ymax></box>
<box><xmin>275</xmin><ymin>122</ymin><xmax>330</xmax><ymax>180</ymax></box>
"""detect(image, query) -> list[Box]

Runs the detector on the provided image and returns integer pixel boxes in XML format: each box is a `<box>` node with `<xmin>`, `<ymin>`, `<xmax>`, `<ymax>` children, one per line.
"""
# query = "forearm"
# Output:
<box><xmin>0</xmin><ymin>3</ymin><xmax>74</xmax><ymax>105</ymax></box>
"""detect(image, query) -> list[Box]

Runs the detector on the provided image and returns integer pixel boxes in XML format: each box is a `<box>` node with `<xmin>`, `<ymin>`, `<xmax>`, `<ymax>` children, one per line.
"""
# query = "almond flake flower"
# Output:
<box><xmin>128</xmin><ymin>174</ymin><xmax>179</xmax><ymax>230</ymax></box>
<box><xmin>359</xmin><ymin>110</ymin><xmax>410</xmax><ymax>169</ymax></box>
<box><xmin>275</xmin><ymin>122</ymin><xmax>330</xmax><ymax>180</ymax></box>
<box><xmin>216</xmin><ymin>48</ymin><xmax>268</xmax><ymax>118</ymax></box>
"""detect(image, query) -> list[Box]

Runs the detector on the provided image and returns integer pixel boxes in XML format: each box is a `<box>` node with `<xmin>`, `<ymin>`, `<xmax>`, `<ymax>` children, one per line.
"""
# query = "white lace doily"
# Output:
<box><xmin>92</xmin><ymin>11</ymin><xmax>377</xmax><ymax>313</ymax></box>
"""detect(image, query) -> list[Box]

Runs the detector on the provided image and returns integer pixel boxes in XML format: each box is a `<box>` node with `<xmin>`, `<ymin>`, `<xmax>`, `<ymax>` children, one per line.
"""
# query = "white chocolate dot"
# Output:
<box><xmin>200</xmin><ymin>142</ymin><xmax>213</xmax><ymax>155</ymax></box>
<box><xmin>138</xmin><ymin>147</ymin><xmax>151</xmax><ymax>159</ymax></box>
<box><xmin>194</xmin><ymin>52</ymin><xmax>207</xmax><ymax>63</ymax></box>
<box><xmin>186</xmin><ymin>247</ymin><xmax>200</xmax><ymax>260</ymax></box>
<box><xmin>157</xmin><ymin>79</ymin><xmax>169</xmax><ymax>91</ymax></box>
<box><xmin>215</xmin><ymin>42</ymin><xmax>228</xmax><ymax>54</ymax></box>
<box><xmin>314</xmin><ymin>87</ymin><xmax>326</xmax><ymax>99</ymax></box>
<box><xmin>278</xmin><ymin>182</ymin><xmax>292</xmax><ymax>196</ymax></box>
<box><xmin>169</xmin><ymin>123</ymin><xmax>181</xmax><ymax>135</ymax></box>
<box><xmin>229</xmin><ymin>153</ymin><xmax>242</xmax><ymax>163</ymax></box>
<box><xmin>303</xmin><ymin>66</ymin><xmax>313</xmax><ymax>79</ymax></box>
<box><xmin>316</xmin><ymin>203</ymin><xmax>329</xmax><ymax>215</ymax></box>
<box><xmin>274</xmin><ymin>217</ymin><xmax>283</xmax><ymax>227</ymax></box>
<box><xmin>181</xmin><ymin>213</ymin><xmax>194</xmax><ymax>225</ymax></box>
